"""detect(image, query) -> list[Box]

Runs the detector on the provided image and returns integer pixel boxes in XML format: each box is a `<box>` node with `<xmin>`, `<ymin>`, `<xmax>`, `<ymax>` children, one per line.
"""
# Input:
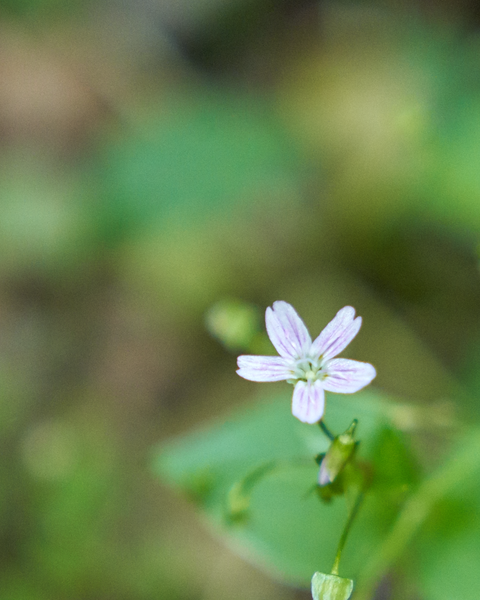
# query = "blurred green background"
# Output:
<box><xmin>3</xmin><ymin>0</ymin><xmax>480</xmax><ymax>598</ymax></box>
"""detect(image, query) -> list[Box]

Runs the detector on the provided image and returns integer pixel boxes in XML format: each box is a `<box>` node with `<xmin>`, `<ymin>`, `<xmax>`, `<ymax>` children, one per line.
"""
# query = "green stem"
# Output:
<box><xmin>331</xmin><ymin>491</ymin><xmax>364</xmax><ymax>576</ymax></box>
<box><xmin>319</xmin><ymin>420</ymin><xmax>335</xmax><ymax>441</ymax></box>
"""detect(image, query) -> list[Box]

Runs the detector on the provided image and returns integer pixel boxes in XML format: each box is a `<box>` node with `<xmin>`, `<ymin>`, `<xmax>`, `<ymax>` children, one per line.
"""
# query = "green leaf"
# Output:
<box><xmin>154</xmin><ymin>389</ymin><xmax>416</xmax><ymax>585</ymax></box>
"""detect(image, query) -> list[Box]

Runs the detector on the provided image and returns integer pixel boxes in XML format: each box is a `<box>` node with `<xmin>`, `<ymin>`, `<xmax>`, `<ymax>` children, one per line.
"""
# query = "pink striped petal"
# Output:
<box><xmin>291</xmin><ymin>380</ymin><xmax>325</xmax><ymax>424</ymax></box>
<box><xmin>237</xmin><ymin>355</ymin><xmax>293</xmax><ymax>382</ymax></box>
<box><xmin>322</xmin><ymin>358</ymin><xmax>376</xmax><ymax>393</ymax></box>
<box><xmin>265</xmin><ymin>301</ymin><xmax>312</xmax><ymax>359</ymax></box>
<box><xmin>318</xmin><ymin>458</ymin><xmax>331</xmax><ymax>486</ymax></box>
<box><xmin>310</xmin><ymin>306</ymin><xmax>362</xmax><ymax>360</ymax></box>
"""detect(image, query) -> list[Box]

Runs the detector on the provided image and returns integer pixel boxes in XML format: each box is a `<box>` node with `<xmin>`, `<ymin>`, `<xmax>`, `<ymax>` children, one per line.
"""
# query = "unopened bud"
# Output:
<box><xmin>318</xmin><ymin>420</ymin><xmax>358</xmax><ymax>486</ymax></box>
<box><xmin>311</xmin><ymin>571</ymin><xmax>354</xmax><ymax>600</ymax></box>
<box><xmin>205</xmin><ymin>299</ymin><xmax>260</xmax><ymax>351</ymax></box>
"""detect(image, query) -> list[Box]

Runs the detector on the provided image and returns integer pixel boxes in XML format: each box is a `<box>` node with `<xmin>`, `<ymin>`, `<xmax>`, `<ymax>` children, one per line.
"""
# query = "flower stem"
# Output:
<box><xmin>319</xmin><ymin>420</ymin><xmax>335</xmax><ymax>441</ymax></box>
<box><xmin>331</xmin><ymin>491</ymin><xmax>364</xmax><ymax>576</ymax></box>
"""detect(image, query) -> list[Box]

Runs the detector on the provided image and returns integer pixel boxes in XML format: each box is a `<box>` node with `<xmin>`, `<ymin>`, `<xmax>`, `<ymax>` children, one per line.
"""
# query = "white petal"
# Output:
<box><xmin>322</xmin><ymin>358</ymin><xmax>376</xmax><ymax>393</ymax></box>
<box><xmin>310</xmin><ymin>306</ymin><xmax>362</xmax><ymax>360</ymax></box>
<box><xmin>318</xmin><ymin>459</ymin><xmax>331</xmax><ymax>486</ymax></box>
<box><xmin>291</xmin><ymin>380</ymin><xmax>325</xmax><ymax>424</ymax></box>
<box><xmin>265</xmin><ymin>301</ymin><xmax>312</xmax><ymax>359</ymax></box>
<box><xmin>237</xmin><ymin>355</ymin><xmax>293</xmax><ymax>382</ymax></box>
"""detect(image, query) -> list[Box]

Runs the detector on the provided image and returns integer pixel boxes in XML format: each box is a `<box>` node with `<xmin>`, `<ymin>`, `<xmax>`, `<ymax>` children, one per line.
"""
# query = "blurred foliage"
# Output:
<box><xmin>1</xmin><ymin>0</ymin><xmax>480</xmax><ymax>599</ymax></box>
<box><xmin>95</xmin><ymin>91</ymin><xmax>303</xmax><ymax>241</ymax></box>
<box><xmin>205</xmin><ymin>299</ymin><xmax>262</xmax><ymax>352</ymax></box>
<box><xmin>155</xmin><ymin>390</ymin><xmax>415</xmax><ymax>584</ymax></box>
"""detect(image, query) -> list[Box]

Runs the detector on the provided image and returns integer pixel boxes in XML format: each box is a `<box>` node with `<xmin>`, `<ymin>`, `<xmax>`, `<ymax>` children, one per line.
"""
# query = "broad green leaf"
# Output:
<box><xmin>154</xmin><ymin>389</ymin><xmax>417</xmax><ymax>585</ymax></box>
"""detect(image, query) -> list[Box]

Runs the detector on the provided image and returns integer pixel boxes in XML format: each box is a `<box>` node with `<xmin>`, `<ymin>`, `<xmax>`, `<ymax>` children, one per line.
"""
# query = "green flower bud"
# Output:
<box><xmin>205</xmin><ymin>299</ymin><xmax>260</xmax><ymax>351</ymax></box>
<box><xmin>311</xmin><ymin>572</ymin><xmax>354</xmax><ymax>600</ymax></box>
<box><xmin>318</xmin><ymin>420</ymin><xmax>359</xmax><ymax>486</ymax></box>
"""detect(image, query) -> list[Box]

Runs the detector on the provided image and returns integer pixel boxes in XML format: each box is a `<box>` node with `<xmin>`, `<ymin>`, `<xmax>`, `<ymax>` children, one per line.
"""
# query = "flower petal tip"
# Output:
<box><xmin>265</xmin><ymin>300</ymin><xmax>311</xmax><ymax>359</ymax></box>
<box><xmin>323</xmin><ymin>358</ymin><xmax>376</xmax><ymax>394</ymax></box>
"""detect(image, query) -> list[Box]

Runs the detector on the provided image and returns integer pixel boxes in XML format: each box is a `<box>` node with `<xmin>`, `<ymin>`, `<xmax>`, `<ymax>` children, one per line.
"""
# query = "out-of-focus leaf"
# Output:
<box><xmin>369</xmin><ymin>427</ymin><xmax>419</xmax><ymax>495</ymax></box>
<box><xmin>154</xmin><ymin>389</ymin><xmax>417</xmax><ymax>585</ymax></box>
<box><xmin>413</xmin><ymin>431</ymin><xmax>480</xmax><ymax>600</ymax></box>
<box><xmin>0</xmin><ymin>159</ymin><xmax>93</xmax><ymax>278</ymax></box>
<box><xmin>279</xmin><ymin>7</ymin><xmax>480</xmax><ymax>238</ymax></box>
<box><xmin>0</xmin><ymin>0</ymin><xmax>77</xmax><ymax>17</ymax></box>
<box><xmin>0</xmin><ymin>571</ymin><xmax>50</xmax><ymax>600</ymax></box>
<box><xmin>97</xmin><ymin>92</ymin><xmax>303</xmax><ymax>242</ymax></box>
<box><xmin>423</xmin><ymin>84</ymin><xmax>480</xmax><ymax>232</ymax></box>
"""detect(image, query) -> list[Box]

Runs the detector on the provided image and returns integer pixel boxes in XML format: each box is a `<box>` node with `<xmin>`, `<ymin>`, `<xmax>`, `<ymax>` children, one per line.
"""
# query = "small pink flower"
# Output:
<box><xmin>237</xmin><ymin>302</ymin><xmax>376</xmax><ymax>424</ymax></box>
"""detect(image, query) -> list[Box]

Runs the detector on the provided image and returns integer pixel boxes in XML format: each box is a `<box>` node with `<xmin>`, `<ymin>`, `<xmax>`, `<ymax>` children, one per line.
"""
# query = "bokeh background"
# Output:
<box><xmin>3</xmin><ymin>0</ymin><xmax>480</xmax><ymax>598</ymax></box>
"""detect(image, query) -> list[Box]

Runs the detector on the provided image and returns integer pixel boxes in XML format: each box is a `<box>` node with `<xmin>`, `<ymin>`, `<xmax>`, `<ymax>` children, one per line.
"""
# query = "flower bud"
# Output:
<box><xmin>311</xmin><ymin>571</ymin><xmax>354</xmax><ymax>600</ymax></box>
<box><xmin>318</xmin><ymin>420</ymin><xmax>358</xmax><ymax>486</ymax></box>
<box><xmin>206</xmin><ymin>299</ymin><xmax>260</xmax><ymax>351</ymax></box>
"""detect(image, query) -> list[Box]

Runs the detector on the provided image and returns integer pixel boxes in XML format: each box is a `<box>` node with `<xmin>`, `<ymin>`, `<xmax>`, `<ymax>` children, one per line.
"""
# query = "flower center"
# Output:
<box><xmin>294</xmin><ymin>359</ymin><xmax>326</xmax><ymax>383</ymax></box>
